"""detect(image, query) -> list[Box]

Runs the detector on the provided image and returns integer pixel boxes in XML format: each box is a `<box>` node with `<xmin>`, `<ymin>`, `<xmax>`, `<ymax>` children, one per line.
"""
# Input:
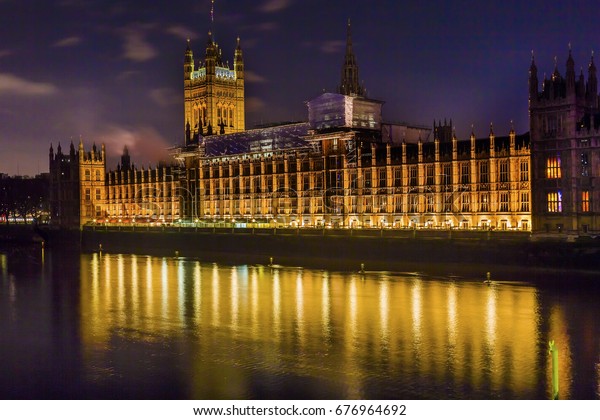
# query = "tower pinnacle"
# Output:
<box><xmin>338</xmin><ymin>19</ymin><xmax>365</xmax><ymax>97</ymax></box>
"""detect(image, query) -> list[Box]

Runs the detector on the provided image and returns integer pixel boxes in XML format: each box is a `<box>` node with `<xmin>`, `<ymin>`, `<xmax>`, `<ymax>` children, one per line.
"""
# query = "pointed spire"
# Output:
<box><xmin>567</xmin><ymin>44</ymin><xmax>575</xmax><ymax>68</ymax></box>
<box><xmin>566</xmin><ymin>44</ymin><xmax>576</xmax><ymax>95</ymax></box>
<box><xmin>234</xmin><ymin>36</ymin><xmax>244</xmax><ymax>77</ymax></box>
<box><xmin>338</xmin><ymin>19</ymin><xmax>364</xmax><ymax>96</ymax></box>
<box><xmin>529</xmin><ymin>50</ymin><xmax>538</xmax><ymax>100</ymax></box>
<box><xmin>587</xmin><ymin>50</ymin><xmax>597</xmax><ymax>104</ymax></box>
<box><xmin>552</xmin><ymin>55</ymin><xmax>561</xmax><ymax>80</ymax></box>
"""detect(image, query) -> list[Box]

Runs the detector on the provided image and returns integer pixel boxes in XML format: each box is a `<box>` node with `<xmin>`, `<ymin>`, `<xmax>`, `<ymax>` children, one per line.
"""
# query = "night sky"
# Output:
<box><xmin>1</xmin><ymin>0</ymin><xmax>600</xmax><ymax>175</ymax></box>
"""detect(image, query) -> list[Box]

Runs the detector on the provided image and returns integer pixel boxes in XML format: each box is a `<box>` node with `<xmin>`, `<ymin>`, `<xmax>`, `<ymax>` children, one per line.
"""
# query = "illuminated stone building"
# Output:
<box><xmin>529</xmin><ymin>50</ymin><xmax>600</xmax><ymax>235</ymax></box>
<box><xmin>51</xmin><ymin>22</ymin><xmax>533</xmax><ymax>231</ymax></box>
<box><xmin>49</xmin><ymin>140</ymin><xmax>106</xmax><ymax>228</ymax></box>
<box><xmin>104</xmin><ymin>147</ymin><xmax>180</xmax><ymax>222</ymax></box>
<box><xmin>174</xmin><ymin>22</ymin><xmax>532</xmax><ymax>230</ymax></box>
<box><xmin>184</xmin><ymin>33</ymin><xmax>244</xmax><ymax>143</ymax></box>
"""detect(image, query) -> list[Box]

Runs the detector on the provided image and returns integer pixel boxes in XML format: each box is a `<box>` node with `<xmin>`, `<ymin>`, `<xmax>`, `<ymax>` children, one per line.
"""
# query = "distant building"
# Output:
<box><xmin>529</xmin><ymin>50</ymin><xmax>600</xmax><ymax>235</ymax></box>
<box><xmin>49</xmin><ymin>141</ymin><xmax>105</xmax><ymax>228</ymax></box>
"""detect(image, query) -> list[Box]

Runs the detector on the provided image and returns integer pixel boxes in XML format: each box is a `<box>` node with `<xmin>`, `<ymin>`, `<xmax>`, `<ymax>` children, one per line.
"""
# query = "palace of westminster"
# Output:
<box><xmin>49</xmin><ymin>22</ymin><xmax>600</xmax><ymax>236</ymax></box>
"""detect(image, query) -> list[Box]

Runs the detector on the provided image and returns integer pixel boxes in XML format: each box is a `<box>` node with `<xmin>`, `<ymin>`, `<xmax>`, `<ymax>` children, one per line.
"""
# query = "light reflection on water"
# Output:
<box><xmin>1</xmin><ymin>248</ymin><xmax>600</xmax><ymax>399</ymax></box>
<box><xmin>77</xmin><ymin>253</ymin><xmax>584</xmax><ymax>399</ymax></box>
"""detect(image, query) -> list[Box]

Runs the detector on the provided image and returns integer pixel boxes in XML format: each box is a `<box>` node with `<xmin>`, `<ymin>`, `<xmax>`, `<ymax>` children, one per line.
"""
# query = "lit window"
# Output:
<box><xmin>479</xmin><ymin>161</ymin><xmax>489</xmax><ymax>183</ymax></box>
<box><xmin>520</xmin><ymin>192</ymin><xmax>530</xmax><ymax>212</ymax></box>
<box><xmin>520</xmin><ymin>161</ymin><xmax>529</xmax><ymax>182</ymax></box>
<box><xmin>461</xmin><ymin>193</ymin><xmax>470</xmax><ymax>212</ymax></box>
<box><xmin>426</xmin><ymin>165</ymin><xmax>434</xmax><ymax>186</ymax></box>
<box><xmin>499</xmin><ymin>160</ymin><xmax>509</xmax><ymax>182</ymax></box>
<box><xmin>461</xmin><ymin>163</ymin><xmax>470</xmax><ymax>184</ymax></box>
<box><xmin>480</xmin><ymin>193</ymin><xmax>489</xmax><ymax>212</ymax></box>
<box><xmin>546</xmin><ymin>156</ymin><xmax>561</xmax><ymax>179</ymax></box>
<box><xmin>582</xmin><ymin>191</ymin><xmax>590</xmax><ymax>212</ymax></box>
<box><xmin>409</xmin><ymin>166</ymin><xmax>417</xmax><ymax>187</ymax></box>
<box><xmin>499</xmin><ymin>192</ymin><xmax>509</xmax><ymax>212</ymax></box>
<box><xmin>547</xmin><ymin>191</ymin><xmax>562</xmax><ymax>212</ymax></box>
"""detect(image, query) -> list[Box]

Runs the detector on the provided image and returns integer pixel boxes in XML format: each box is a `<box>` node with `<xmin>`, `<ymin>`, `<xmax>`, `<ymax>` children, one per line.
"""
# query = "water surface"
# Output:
<box><xmin>1</xmin><ymin>246</ymin><xmax>598</xmax><ymax>399</ymax></box>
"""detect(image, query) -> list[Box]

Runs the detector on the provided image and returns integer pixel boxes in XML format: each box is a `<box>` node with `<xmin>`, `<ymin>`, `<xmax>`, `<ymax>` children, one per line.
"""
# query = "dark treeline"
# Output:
<box><xmin>0</xmin><ymin>175</ymin><xmax>49</xmax><ymax>224</ymax></box>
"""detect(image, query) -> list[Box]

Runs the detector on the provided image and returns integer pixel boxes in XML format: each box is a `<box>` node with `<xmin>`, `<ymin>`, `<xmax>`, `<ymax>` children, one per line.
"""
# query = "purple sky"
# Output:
<box><xmin>1</xmin><ymin>0</ymin><xmax>599</xmax><ymax>175</ymax></box>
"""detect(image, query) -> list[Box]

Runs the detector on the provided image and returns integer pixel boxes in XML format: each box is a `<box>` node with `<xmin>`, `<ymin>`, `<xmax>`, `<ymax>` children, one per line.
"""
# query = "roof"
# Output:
<box><xmin>202</xmin><ymin>122</ymin><xmax>312</xmax><ymax>157</ymax></box>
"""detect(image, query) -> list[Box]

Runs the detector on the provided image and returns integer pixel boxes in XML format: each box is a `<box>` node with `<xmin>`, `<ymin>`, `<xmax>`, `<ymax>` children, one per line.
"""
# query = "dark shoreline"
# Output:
<box><xmin>73</xmin><ymin>226</ymin><xmax>600</xmax><ymax>282</ymax></box>
<box><xmin>3</xmin><ymin>224</ymin><xmax>599</xmax><ymax>287</ymax></box>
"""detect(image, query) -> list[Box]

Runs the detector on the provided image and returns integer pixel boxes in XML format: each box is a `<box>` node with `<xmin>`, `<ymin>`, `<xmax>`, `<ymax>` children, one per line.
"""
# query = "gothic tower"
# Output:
<box><xmin>183</xmin><ymin>32</ymin><xmax>245</xmax><ymax>145</ymax></box>
<box><xmin>78</xmin><ymin>140</ymin><xmax>106</xmax><ymax>226</ymax></box>
<box><xmin>529</xmin><ymin>49</ymin><xmax>600</xmax><ymax>235</ymax></box>
<box><xmin>339</xmin><ymin>19</ymin><xmax>365</xmax><ymax>97</ymax></box>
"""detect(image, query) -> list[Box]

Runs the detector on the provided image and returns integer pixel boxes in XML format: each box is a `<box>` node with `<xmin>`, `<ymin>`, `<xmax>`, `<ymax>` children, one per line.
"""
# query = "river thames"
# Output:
<box><xmin>1</xmin><ymin>245</ymin><xmax>599</xmax><ymax>399</ymax></box>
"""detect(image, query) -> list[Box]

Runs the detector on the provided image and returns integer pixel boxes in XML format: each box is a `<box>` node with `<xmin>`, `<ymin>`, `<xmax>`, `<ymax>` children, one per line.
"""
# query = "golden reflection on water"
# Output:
<box><xmin>321</xmin><ymin>272</ymin><xmax>330</xmax><ymax>339</ymax></box>
<box><xmin>79</xmin><ymin>254</ymin><xmax>576</xmax><ymax>398</ymax></box>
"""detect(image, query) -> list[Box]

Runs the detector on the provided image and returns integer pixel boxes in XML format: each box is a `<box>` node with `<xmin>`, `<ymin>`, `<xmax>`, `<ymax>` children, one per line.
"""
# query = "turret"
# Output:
<box><xmin>121</xmin><ymin>145</ymin><xmax>131</xmax><ymax>170</ymax></box>
<box><xmin>529</xmin><ymin>52</ymin><xmax>538</xmax><ymax>101</ymax></box>
<box><xmin>587</xmin><ymin>52</ymin><xmax>597</xmax><ymax>107</ymax></box>
<box><xmin>185</xmin><ymin>121</ymin><xmax>191</xmax><ymax>145</ymax></box>
<box><xmin>205</xmin><ymin>31</ymin><xmax>217</xmax><ymax>76</ymax></box>
<box><xmin>566</xmin><ymin>46</ymin><xmax>576</xmax><ymax>97</ymax></box>
<box><xmin>234</xmin><ymin>36</ymin><xmax>244</xmax><ymax>79</ymax></box>
<box><xmin>49</xmin><ymin>143</ymin><xmax>54</xmax><ymax>161</ymax></box>
<box><xmin>577</xmin><ymin>68</ymin><xmax>586</xmax><ymax>98</ymax></box>
<box><xmin>184</xmin><ymin>39</ymin><xmax>194</xmax><ymax>80</ymax></box>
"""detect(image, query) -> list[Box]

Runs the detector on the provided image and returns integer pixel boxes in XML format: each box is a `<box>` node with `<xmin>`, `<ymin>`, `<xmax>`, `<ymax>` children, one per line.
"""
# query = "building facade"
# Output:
<box><xmin>172</xmin><ymin>22</ymin><xmax>532</xmax><ymax>231</ymax></box>
<box><xmin>529</xmin><ymin>50</ymin><xmax>600</xmax><ymax>235</ymax></box>
<box><xmin>50</xmin><ymin>22</ymin><xmax>535</xmax><ymax>233</ymax></box>
<box><xmin>184</xmin><ymin>34</ymin><xmax>244</xmax><ymax>144</ymax></box>
<box><xmin>49</xmin><ymin>141</ymin><xmax>106</xmax><ymax>228</ymax></box>
<box><xmin>174</xmin><ymin>105</ymin><xmax>531</xmax><ymax>230</ymax></box>
<box><xmin>104</xmin><ymin>147</ymin><xmax>180</xmax><ymax>223</ymax></box>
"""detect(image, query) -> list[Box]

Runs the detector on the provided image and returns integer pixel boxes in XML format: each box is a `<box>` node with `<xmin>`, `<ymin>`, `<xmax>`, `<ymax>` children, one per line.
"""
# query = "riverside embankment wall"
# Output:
<box><xmin>76</xmin><ymin>226</ymin><xmax>600</xmax><ymax>272</ymax></box>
